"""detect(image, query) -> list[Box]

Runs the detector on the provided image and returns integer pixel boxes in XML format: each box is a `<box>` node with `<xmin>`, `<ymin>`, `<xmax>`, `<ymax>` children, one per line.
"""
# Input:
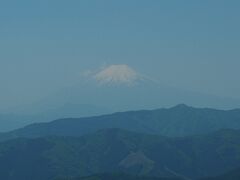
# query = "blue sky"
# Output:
<box><xmin>0</xmin><ymin>0</ymin><xmax>240</xmax><ymax>109</ymax></box>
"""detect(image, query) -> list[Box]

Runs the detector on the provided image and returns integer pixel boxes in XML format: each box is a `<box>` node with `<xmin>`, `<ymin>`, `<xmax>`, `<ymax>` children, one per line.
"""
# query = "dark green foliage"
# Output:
<box><xmin>56</xmin><ymin>173</ymin><xmax>184</xmax><ymax>180</ymax></box>
<box><xmin>0</xmin><ymin>138</ymin><xmax>54</xmax><ymax>180</ymax></box>
<box><xmin>0</xmin><ymin>129</ymin><xmax>240</xmax><ymax>179</ymax></box>
<box><xmin>201</xmin><ymin>167</ymin><xmax>240</xmax><ymax>180</ymax></box>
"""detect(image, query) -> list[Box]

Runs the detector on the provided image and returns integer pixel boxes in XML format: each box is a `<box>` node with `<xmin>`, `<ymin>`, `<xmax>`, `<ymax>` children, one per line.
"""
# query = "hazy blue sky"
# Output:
<box><xmin>0</xmin><ymin>0</ymin><xmax>240</xmax><ymax>109</ymax></box>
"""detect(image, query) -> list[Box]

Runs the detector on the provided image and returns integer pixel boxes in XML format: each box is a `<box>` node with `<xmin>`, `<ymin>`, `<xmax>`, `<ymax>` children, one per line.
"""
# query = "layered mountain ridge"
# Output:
<box><xmin>2</xmin><ymin>104</ymin><xmax>240</xmax><ymax>142</ymax></box>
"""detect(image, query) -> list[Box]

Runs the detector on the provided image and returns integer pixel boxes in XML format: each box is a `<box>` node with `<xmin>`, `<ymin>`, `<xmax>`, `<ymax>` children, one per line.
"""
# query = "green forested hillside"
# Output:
<box><xmin>201</xmin><ymin>167</ymin><xmax>240</xmax><ymax>180</ymax></box>
<box><xmin>56</xmin><ymin>173</ymin><xmax>184</xmax><ymax>180</ymax></box>
<box><xmin>0</xmin><ymin>129</ymin><xmax>240</xmax><ymax>180</ymax></box>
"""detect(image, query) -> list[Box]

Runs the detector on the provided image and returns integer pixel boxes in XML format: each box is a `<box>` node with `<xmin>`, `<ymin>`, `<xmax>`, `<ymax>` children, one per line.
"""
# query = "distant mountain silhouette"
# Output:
<box><xmin>0</xmin><ymin>103</ymin><xmax>111</xmax><ymax>132</ymax></box>
<box><xmin>0</xmin><ymin>114</ymin><xmax>33</xmax><ymax>132</ymax></box>
<box><xmin>9</xmin><ymin>65</ymin><xmax>240</xmax><ymax>117</ymax></box>
<box><xmin>4</xmin><ymin>65</ymin><xmax>240</xmax><ymax>132</ymax></box>
<box><xmin>2</xmin><ymin>104</ymin><xmax>240</xmax><ymax>141</ymax></box>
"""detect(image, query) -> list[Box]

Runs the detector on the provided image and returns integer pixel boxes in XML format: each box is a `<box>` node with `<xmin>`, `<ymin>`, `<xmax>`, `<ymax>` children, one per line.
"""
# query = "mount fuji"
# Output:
<box><xmin>14</xmin><ymin>64</ymin><xmax>240</xmax><ymax>115</ymax></box>
<box><xmin>1</xmin><ymin>64</ymin><xmax>240</xmax><ymax>131</ymax></box>
<box><xmin>93</xmin><ymin>64</ymin><xmax>141</xmax><ymax>86</ymax></box>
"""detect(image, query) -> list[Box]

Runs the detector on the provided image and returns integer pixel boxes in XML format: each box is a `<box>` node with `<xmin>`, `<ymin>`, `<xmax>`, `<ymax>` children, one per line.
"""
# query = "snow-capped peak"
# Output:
<box><xmin>94</xmin><ymin>64</ymin><xmax>141</xmax><ymax>85</ymax></box>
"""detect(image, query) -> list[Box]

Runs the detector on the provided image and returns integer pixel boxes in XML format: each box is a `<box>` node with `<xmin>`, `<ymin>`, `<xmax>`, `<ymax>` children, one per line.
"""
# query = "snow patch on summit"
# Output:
<box><xmin>93</xmin><ymin>64</ymin><xmax>141</xmax><ymax>85</ymax></box>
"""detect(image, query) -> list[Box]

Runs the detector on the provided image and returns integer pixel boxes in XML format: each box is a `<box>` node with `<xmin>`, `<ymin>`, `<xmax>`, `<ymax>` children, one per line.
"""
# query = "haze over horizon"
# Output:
<box><xmin>2</xmin><ymin>1</ymin><xmax>240</xmax><ymax>180</ymax></box>
<box><xmin>1</xmin><ymin>0</ymin><xmax>240</xmax><ymax>112</ymax></box>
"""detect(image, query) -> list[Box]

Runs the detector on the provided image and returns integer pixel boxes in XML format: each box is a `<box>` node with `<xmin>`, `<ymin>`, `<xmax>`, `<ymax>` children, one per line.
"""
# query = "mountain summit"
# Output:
<box><xmin>93</xmin><ymin>64</ymin><xmax>141</xmax><ymax>86</ymax></box>
<box><xmin>10</xmin><ymin>64</ymin><xmax>240</xmax><ymax>117</ymax></box>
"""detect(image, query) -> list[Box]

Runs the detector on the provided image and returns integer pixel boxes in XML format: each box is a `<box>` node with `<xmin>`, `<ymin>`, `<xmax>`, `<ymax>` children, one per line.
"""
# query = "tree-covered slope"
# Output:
<box><xmin>0</xmin><ymin>129</ymin><xmax>240</xmax><ymax>180</ymax></box>
<box><xmin>56</xmin><ymin>173</ymin><xmax>184</xmax><ymax>180</ymax></box>
<box><xmin>201</xmin><ymin>167</ymin><xmax>240</xmax><ymax>180</ymax></box>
